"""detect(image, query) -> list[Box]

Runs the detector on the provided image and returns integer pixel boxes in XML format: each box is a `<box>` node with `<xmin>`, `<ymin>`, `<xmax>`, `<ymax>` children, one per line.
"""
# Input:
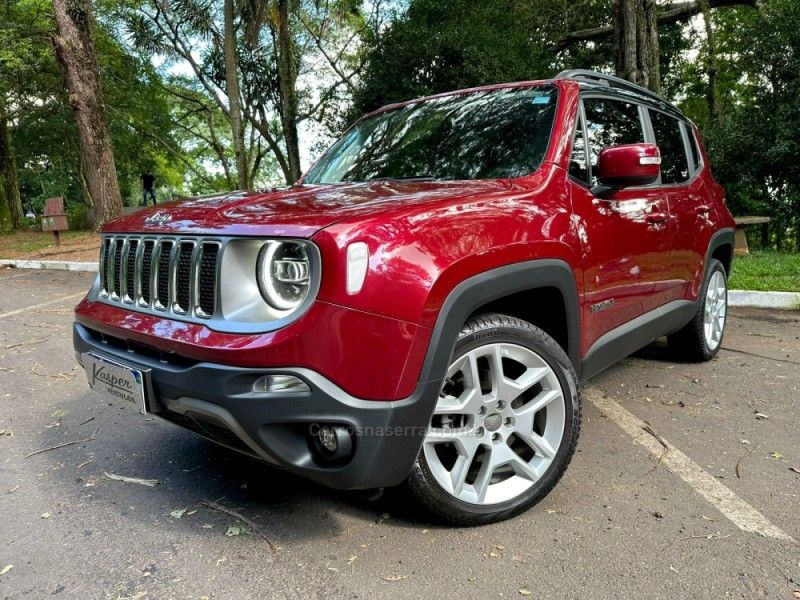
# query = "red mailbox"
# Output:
<box><xmin>41</xmin><ymin>197</ymin><xmax>69</xmax><ymax>245</ymax></box>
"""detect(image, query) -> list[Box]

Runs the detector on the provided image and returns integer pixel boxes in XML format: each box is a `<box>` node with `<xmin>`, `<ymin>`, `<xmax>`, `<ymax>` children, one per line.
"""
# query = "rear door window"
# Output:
<box><xmin>649</xmin><ymin>110</ymin><xmax>691</xmax><ymax>184</ymax></box>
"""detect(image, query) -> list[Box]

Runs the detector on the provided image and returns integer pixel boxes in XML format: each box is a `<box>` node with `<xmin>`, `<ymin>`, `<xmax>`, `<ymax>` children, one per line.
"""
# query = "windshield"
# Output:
<box><xmin>304</xmin><ymin>85</ymin><xmax>558</xmax><ymax>184</ymax></box>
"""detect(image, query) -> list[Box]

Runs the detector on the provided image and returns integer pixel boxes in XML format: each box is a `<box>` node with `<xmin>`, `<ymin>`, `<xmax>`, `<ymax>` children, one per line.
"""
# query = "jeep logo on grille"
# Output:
<box><xmin>145</xmin><ymin>211</ymin><xmax>172</xmax><ymax>226</ymax></box>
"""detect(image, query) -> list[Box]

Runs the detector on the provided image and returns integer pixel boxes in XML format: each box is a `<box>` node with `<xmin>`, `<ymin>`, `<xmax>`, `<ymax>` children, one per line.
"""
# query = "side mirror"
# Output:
<box><xmin>595</xmin><ymin>143</ymin><xmax>661</xmax><ymax>194</ymax></box>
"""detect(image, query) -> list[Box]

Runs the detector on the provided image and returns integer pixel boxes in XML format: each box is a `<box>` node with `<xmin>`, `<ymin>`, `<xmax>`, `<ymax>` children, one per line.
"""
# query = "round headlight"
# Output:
<box><xmin>257</xmin><ymin>241</ymin><xmax>312</xmax><ymax>311</ymax></box>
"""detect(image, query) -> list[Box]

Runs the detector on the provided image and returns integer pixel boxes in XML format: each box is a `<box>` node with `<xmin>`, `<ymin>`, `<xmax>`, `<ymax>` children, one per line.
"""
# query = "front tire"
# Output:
<box><xmin>406</xmin><ymin>313</ymin><xmax>580</xmax><ymax>525</ymax></box>
<box><xmin>668</xmin><ymin>258</ymin><xmax>728</xmax><ymax>362</ymax></box>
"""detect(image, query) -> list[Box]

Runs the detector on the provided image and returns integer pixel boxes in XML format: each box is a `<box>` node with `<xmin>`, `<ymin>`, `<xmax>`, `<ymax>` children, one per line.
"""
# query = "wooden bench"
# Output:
<box><xmin>733</xmin><ymin>216</ymin><xmax>770</xmax><ymax>255</ymax></box>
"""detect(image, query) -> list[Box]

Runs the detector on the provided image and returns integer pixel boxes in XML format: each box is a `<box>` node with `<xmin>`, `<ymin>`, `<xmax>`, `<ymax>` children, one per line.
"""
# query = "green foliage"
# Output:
<box><xmin>2</xmin><ymin>0</ymin><xmax>799</xmax><ymax>249</ymax></box>
<box><xmin>351</xmin><ymin>0</ymin><xmax>613</xmax><ymax>120</ymax></box>
<box><xmin>355</xmin><ymin>0</ymin><xmax>800</xmax><ymax>250</ymax></box>
<box><xmin>0</xmin><ymin>180</ymin><xmax>10</xmax><ymax>231</ymax></box>
<box><xmin>729</xmin><ymin>251</ymin><xmax>800</xmax><ymax>292</ymax></box>
<box><xmin>698</xmin><ymin>0</ymin><xmax>800</xmax><ymax>250</ymax></box>
<box><xmin>67</xmin><ymin>202</ymin><xmax>90</xmax><ymax>229</ymax></box>
<box><xmin>2</xmin><ymin>0</ymin><xmax>227</xmax><ymax>223</ymax></box>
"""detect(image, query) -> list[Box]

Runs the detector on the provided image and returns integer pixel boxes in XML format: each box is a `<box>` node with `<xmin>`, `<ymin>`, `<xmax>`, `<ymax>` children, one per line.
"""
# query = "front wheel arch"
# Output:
<box><xmin>416</xmin><ymin>260</ymin><xmax>582</xmax><ymax>390</ymax></box>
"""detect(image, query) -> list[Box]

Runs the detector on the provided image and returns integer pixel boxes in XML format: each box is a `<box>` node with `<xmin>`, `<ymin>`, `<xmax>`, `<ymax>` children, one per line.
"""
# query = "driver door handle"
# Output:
<box><xmin>645</xmin><ymin>213</ymin><xmax>668</xmax><ymax>224</ymax></box>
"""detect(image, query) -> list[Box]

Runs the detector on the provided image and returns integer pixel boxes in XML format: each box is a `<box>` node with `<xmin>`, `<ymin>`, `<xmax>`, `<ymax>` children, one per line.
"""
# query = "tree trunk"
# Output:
<box><xmin>614</xmin><ymin>0</ymin><xmax>661</xmax><ymax>92</ymax></box>
<box><xmin>277</xmin><ymin>0</ymin><xmax>302</xmax><ymax>183</ymax></box>
<box><xmin>52</xmin><ymin>0</ymin><xmax>123</xmax><ymax>229</ymax></box>
<box><xmin>554</xmin><ymin>0</ymin><xmax>759</xmax><ymax>52</ymax></box>
<box><xmin>223</xmin><ymin>0</ymin><xmax>248</xmax><ymax>189</ymax></box>
<box><xmin>0</xmin><ymin>113</ymin><xmax>24</xmax><ymax>230</ymax></box>
<box><xmin>697</xmin><ymin>0</ymin><xmax>718</xmax><ymax>120</ymax></box>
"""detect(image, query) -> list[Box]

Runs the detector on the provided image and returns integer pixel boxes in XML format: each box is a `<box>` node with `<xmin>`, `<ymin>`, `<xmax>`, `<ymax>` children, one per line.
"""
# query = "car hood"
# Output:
<box><xmin>102</xmin><ymin>180</ymin><xmax>512</xmax><ymax>238</ymax></box>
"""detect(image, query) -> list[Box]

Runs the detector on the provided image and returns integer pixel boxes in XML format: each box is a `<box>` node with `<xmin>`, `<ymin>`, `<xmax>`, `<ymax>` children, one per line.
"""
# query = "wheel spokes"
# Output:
<box><xmin>425</xmin><ymin>342</ymin><xmax>567</xmax><ymax>506</ymax></box>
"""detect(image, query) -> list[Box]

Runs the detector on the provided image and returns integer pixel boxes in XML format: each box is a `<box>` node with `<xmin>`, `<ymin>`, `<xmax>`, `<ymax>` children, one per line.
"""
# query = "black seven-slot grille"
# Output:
<box><xmin>99</xmin><ymin>235</ymin><xmax>220</xmax><ymax>320</ymax></box>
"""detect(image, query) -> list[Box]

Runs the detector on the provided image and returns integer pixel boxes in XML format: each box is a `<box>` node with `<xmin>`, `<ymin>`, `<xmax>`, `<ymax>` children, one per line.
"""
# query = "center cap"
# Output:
<box><xmin>484</xmin><ymin>412</ymin><xmax>502</xmax><ymax>432</ymax></box>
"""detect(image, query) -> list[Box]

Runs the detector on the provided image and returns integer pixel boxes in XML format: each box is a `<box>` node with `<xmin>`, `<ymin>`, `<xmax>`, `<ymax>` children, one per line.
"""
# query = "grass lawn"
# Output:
<box><xmin>729</xmin><ymin>251</ymin><xmax>800</xmax><ymax>292</ymax></box>
<box><xmin>0</xmin><ymin>230</ymin><xmax>101</xmax><ymax>262</ymax></box>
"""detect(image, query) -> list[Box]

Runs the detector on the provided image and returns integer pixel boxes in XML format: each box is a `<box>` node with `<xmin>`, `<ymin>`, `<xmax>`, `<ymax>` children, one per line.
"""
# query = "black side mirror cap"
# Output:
<box><xmin>591</xmin><ymin>184</ymin><xmax>617</xmax><ymax>199</ymax></box>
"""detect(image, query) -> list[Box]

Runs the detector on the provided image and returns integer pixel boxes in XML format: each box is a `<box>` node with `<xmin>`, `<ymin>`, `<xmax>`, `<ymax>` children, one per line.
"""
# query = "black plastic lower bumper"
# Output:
<box><xmin>73</xmin><ymin>323</ymin><xmax>441</xmax><ymax>490</ymax></box>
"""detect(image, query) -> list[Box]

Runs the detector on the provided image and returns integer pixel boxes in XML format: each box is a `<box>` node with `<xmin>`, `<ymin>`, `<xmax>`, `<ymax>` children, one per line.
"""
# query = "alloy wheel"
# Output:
<box><xmin>703</xmin><ymin>270</ymin><xmax>727</xmax><ymax>351</ymax></box>
<box><xmin>423</xmin><ymin>343</ymin><xmax>566</xmax><ymax>505</ymax></box>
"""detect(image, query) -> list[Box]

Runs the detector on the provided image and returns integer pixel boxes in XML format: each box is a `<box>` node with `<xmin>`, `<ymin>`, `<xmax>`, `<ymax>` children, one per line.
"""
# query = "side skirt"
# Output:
<box><xmin>580</xmin><ymin>299</ymin><xmax>696</xmax><ymax>381</ymax></box>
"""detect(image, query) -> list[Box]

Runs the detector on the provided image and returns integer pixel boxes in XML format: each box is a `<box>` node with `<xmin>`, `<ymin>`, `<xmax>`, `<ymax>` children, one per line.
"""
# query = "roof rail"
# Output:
<box><xmin>554</xmin><ymin>69</ymin><xmax>672</xmax><ymax>108</ymax></box>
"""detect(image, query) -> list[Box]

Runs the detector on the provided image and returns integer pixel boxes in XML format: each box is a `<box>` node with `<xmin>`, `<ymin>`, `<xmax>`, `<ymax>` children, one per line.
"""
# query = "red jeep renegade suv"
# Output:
<box><xmin>74</xmin><ymin>70</ymin><xmax>734</xmax><ymax>524</ymax></box>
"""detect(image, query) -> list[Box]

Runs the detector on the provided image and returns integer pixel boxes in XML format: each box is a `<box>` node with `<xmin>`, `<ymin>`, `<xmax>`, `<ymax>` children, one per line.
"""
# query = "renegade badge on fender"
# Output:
<box><xmin>74</xmin><ymin>70</ymin><xmax>734</xmax><ymax>525</ymax></box>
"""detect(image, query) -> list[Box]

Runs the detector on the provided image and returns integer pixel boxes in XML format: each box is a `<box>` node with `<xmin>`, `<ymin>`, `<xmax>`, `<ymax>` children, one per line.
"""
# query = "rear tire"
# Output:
<box><xmin>406</xmin><ymin>313</ymin><xmax>580</xmax><ymax>526</ymax></box>
<box><xmin>668</xmin><ymin>258</ymin><xmax>728</xmax><ymax>362</ymax></box>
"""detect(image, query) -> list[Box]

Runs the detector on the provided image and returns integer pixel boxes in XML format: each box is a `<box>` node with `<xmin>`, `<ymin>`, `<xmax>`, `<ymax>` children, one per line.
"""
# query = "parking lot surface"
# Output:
<box><xmin>1</xmin><ymin>268</ymin><xmax>798</xmax><ymax>599</ymax></box>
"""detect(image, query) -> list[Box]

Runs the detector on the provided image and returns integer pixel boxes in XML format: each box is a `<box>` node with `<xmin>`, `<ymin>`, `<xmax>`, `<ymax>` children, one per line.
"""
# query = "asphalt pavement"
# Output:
<box><xmin>1</xmin><ymin>268</ymin><xmax>798</xmax><ymax>599</ymax></box>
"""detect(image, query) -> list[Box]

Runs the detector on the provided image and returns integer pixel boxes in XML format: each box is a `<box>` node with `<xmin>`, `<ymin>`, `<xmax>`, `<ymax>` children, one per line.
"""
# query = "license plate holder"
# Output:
<box><xmin>82</xmin><ymin>353</ymin><xmax>149</xmax><ymax>414</ymax></box>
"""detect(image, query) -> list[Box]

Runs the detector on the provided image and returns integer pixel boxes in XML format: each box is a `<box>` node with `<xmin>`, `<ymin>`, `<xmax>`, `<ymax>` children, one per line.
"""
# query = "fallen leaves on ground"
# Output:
<box><xmin>104</xmin><ymin>472</ymin><xmax>159</xmax><ymax>487</ymax></box>
<box><xmin>170</xmin><ymin>509</ymin><xmax>187</xmax><ymax>519</ymax></box>
<box><xmin>381</xmin><ymin>575</ymin><xmax>406</xmax><ymax>582</ymax></box>
<box><xmin>770</xmin><ymin>452</ymin><xmax>784</xmax><ymax>460</ymax></box>
<box><xmin>225</xmin><ymin>522</ymin><xmax>248</xmax><ymax>537</ymax></box>
<box><xmin>0</xmin><ymin>565</ymin><xmax>12</xmax><ymax>576</ymax></box>
<box><xmin>519</xmin><ymin>588</ymin><xmax>532</xmax><ymax>596</ymax></box>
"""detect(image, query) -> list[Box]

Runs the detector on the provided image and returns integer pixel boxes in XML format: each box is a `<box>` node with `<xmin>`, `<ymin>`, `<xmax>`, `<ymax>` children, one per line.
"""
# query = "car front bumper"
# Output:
<box><xmin>73</xmin><ymin>322</ymin><xmax>441</xmax><ymax>490</ymax></box>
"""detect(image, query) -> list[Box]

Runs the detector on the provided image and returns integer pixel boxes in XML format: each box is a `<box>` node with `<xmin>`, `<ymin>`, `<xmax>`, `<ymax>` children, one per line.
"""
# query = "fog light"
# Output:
<box><xmin>311</xmin><ymin>423</ymin><xmax>354</xmax><ymax>461</ymax></box>
<box><xmin>252</xmin><ymin>374</ymin><xmax>310</xmax><ymax>394</ymax></box>
<box><xmin>317</xmin><ymin>425</ymin><xmax>338</xmax><ymax>452</ymax></box>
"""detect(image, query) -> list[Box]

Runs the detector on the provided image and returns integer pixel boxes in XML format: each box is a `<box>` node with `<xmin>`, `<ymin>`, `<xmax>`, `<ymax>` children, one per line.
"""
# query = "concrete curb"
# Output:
<box><xmin>1</xmin><ymin>258</ymin><xmax>798</xmax><ymax>310</ymax></box>
<box><xmin>728</xmin><ymin>290</ymin><xmax>800</xmax><ymax>310</ymax></box>
<box><xmin>0</xmin><ymin>259</ymin><xmax>99</xmax><ymax>272</ymax></box>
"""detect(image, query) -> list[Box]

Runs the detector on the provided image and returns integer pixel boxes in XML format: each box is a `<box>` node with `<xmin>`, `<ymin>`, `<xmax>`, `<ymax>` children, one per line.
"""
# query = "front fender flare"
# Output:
<box><xmin>416</xmin><ymin>259</ymin><xmax>581</xmax><ymax>388</ymax></box>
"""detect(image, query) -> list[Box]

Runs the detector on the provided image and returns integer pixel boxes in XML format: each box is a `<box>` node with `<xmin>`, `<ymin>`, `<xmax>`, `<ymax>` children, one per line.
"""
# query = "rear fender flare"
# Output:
<box><xmin>703</xmin><ymin>227</ymin><xmax>735</xmax><ymax>286</ymax></box>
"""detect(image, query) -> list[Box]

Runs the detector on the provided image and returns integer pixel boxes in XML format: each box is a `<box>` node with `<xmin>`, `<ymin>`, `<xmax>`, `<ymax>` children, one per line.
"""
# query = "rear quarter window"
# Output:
<box><xmin>686</xmin><ymin>126</ymin><xmax>702</xmax><ymax>172</ymax></box>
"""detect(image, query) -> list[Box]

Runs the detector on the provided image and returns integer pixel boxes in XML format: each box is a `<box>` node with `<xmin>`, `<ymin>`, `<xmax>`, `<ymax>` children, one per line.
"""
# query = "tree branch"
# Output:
<box><xmin>109</xmin><ymin>107</ymin><xmax>216</xmax><ymax>187</ymax></box>
<box><xmin>296</xmin><ymin>12</ymin><xmax>357</xmax><ymax>93</ymax></box>
<box><xmin>242</xmin><ymin>106</ymin><xmax>291</xmax><ymax>183</ymax></box>
<box><xmin>553</xmin><ymin>0</ymin><xmax>759</xmax><ymax>52</ymax></box>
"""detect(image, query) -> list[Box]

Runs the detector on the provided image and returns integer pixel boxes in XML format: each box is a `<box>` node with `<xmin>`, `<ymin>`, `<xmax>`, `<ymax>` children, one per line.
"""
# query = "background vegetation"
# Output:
<box><xmin>0</xmin><ymin>0</ymin><xmax>798</xmax><ymax>250</ymax></box>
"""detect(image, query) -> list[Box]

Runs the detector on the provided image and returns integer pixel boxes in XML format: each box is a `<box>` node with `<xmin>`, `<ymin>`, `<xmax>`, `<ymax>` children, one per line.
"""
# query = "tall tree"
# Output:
<box><xmin>555</xmin><ymin>0</ymin><xmax>761</xmax><ymax>91</ymax></box>
<box><xmin>351</xmin><ymin>0</ymin><xmax>568</xmax><ymax>115</ymax></box>
<box><xmin>0</xmin><ymin>2</ymin><xmax>38</xmax><ymax>230</ymax></box>
<box><xmin>52</xmin><ymin>0</ymin><xmax>123</xmax><ymax>227</ymax></box>
<box><xmin>0</xmin><ymin>109</ymin><xmax>24</xmax><ymax>230</ymax></box>
<box><xmin>696</xmin><ymin>0</ymin><xmax>718</xmax><ymax>120</ymax></box>
<box><xmin>614</xmin><ymin>0</ymin><xmax>660</xmax><ymax>92</ymax></box>
<box><xmin>276</xmin><ymin>0</ymin><xmax>301</xmax><ymax>182</ymax></box>
<box><xmin>223</xmin><ymin>0</ymin><xmax>249</xmax><ymax>188</ymax></box>
<box><xmin>125</xmin><ymin>0</ymin><xmax>375</xmax><ymax>185</ymax></box>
